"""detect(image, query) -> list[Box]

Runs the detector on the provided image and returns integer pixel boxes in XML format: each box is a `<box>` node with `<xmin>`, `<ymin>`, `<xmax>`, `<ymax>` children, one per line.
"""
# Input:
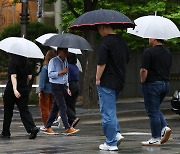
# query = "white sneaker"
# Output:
<box><xmin>99</xmin><ymin>143</ymin><xmax>118</xmax><ymax>151</ymax></box>
<box><xmin>40</xmin><ymin>126</ymin><xmax>46</xmax><ymax>131</ymax></box>
<box><xmin>161</xmin><ymin>126</ymin><xmax>171</xmax><ymax>144</ymax></box>
<box><xmin>141</xmin><ymin>138</ymin><xmax>161</xmax><ymax>146</ymax></box>
<box><xmin>116</xmin><ymin>132</ymin><xmax>124</xmax><ymax>147</ymax></box>
<box><xmin>52</xmin><ymin>116</ymin><xmax>61</xmax><ymax>128</ymax></box>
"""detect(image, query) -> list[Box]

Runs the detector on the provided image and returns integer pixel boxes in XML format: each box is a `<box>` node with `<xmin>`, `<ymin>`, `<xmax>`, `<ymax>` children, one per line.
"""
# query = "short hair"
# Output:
<box><xmin>98</xmin><ymin>24</ymin><xmax>114</xmax><ymax>30</ymax></box>
<box><xmin>57</xmin><ymin>48</ymin><xmax>68</xmax><ymax>52</ymax></box>
<box><xmin>156</xmin><ymin>39</ymin><xmax>164</xmax><ymax>43</ymax></box>
<box><xmin>67</xmin><ymin>53</ymin><xmax>77</xmax><ymax>64</ymax></box>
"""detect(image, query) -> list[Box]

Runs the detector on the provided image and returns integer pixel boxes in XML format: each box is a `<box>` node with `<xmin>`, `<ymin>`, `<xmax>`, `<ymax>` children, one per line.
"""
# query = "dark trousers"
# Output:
<box><xmin>2</xmin><ymin>90</ymin><xmax>36</xmax><ymax>136</ymax></box>
<box><xmin>66</xmin><ymin>81</ymin><xmax>79</xmax><ymax>125</ymax></box>
<box><xmin>45</xmin><ymin>83</ymin><xmax>76</xmax><ymax>130</ymax></box>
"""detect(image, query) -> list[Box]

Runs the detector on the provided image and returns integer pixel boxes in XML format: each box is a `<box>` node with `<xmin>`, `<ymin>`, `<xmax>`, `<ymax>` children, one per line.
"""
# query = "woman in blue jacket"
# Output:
<box><xmin>38</xmin><ymin>49</ymin><xmax>56</xmax><ymax>129</ymax></box>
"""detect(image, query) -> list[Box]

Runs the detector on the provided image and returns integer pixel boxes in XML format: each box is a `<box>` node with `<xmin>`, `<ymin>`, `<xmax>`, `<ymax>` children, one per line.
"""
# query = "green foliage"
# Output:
<box><xmin>60</xmin><ymin>0</ymin><xmax>180</xmax><ymax>52</ymax></box>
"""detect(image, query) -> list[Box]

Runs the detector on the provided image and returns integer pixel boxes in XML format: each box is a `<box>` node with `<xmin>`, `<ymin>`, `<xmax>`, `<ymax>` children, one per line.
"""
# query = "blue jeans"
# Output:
<box><xmin>142</xmin><ymin>81</ymin><xmax>169</xmax><ymax>138</ymax></box>
<box><xmin>97</xmin><ymin>85</ymin><xmax>120</xmax><ymax>146</ymax></box>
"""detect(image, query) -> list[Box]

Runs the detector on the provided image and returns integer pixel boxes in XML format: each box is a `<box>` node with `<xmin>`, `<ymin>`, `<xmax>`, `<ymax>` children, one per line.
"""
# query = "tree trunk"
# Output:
<box><xmin>82</xmin><ymin>31</ymin><xmax>98</xmax><ymax>108</ymax></box>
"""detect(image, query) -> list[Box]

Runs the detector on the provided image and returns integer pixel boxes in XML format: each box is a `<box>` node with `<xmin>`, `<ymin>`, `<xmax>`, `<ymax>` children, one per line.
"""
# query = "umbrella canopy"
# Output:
<box><xmin>0</xmin><ymin>37</ymin><xmax>44</xmax><ymax>59</ymax></box>
<box><xmin>35</xmin><ymin>33</ymin><xmax>57</xmax><ymax>44</ymax></box>
<box><xmin>44</xmin><ymin>33</ymin><xmax>93</xmax><ymax>51</ymax></box>
<box><xmin>127</xmin><ymin>15</ymin><xmax>180</xmax><ymax>40</ymax></box>
<box><xmin>69</xmin><ymin>9</ymin><xmax>135</xmax><ymax>31</ymax></box>
<box><xmin>36</xmin><ymin>33</ymin><xmax>82</xmax><ymax>54</ymax></box>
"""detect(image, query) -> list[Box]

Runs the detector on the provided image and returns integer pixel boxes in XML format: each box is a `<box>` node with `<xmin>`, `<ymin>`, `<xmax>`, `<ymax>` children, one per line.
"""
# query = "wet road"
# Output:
<box><xmin>0</xmin><ymin>113</ymin><xmax>179</xmax><ymax>154</ymax></box>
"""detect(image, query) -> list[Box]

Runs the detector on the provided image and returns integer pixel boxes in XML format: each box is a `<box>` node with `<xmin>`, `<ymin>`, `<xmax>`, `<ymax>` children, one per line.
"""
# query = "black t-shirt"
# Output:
<box><xmin>97</xmin><ymin>34</ymin><xmax>129</xmax><ymax>91</ymax></box>
<box><xmin>5</xmin><ymin>60</ymin><xmax>32</xmax><ymax>93</ymax></box>
<box><xmin>141</xmin><ymin>45</ymin><xmax>172</xmax><ymax>83</ymax></box>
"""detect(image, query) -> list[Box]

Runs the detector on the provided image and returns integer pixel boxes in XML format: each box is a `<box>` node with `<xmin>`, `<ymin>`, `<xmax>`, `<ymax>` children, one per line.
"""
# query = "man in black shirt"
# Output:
<box><xmin>140</xmin><ymin>38</ymin><xmax>172</xmax><ymax>146</ymax></box>
<box><xmin>96</xmin><ymin>25</ymin><xmax>129</xmax><ymax>151</ymax></box>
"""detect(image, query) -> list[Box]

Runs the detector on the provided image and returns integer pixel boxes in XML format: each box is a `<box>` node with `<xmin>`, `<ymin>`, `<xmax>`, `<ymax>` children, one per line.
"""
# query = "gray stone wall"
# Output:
<box><xmin>120</xmin><ymin>52</ymin><xmax>180</xmax><ymax>98</ymax></box>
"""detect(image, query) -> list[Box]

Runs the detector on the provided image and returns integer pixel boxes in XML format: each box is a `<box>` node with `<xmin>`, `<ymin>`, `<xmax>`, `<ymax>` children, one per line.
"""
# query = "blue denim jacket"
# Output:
<box><xmin>39</xmin><ymin>65</ymin><xmax>52</xmax><ymax>93</ymax></box>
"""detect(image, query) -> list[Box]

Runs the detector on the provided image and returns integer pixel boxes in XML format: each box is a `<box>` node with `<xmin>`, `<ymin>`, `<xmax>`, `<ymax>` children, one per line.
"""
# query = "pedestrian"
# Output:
<box><xmin>43</xmin><ymin>48</ymin><xmax>79</xmax><ymax>135</ymax></box>
<box><xmin>0</xmin><ymin>54</ymin><xmax>39</xmax><ymax>139</ymax></box>
<box><xmin>140</xmin><ymin>38</ymin><xmax>172</xmax><ymax>146</ymax></box>
<box><xmin>38</xmin><ymin>49</ymin><xmax>56</xmax><ymax>130</ymax></box>
<box><xmin>96</xmin><ymin>25</ymin><xmax>129</xmax><ymax>151</ymax></box>
<box><xmin>66</xmin><ymin>53</ymin><xmax>80</xmax><ymax>128</ymax></box>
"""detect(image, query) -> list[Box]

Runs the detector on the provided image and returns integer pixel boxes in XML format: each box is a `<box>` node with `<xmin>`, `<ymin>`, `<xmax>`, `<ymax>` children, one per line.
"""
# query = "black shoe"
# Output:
<box><xmin>0</xmin><ymin>134</ymin><xmax>10</xmax><ymax>139</ymax></box>
<box><xmin>29</xmin><ymin>127</ymin><xmax>39</xmax><ymax>139</ymax></box>
<box><xmin>71</xmin><ymin>118</ymin><xmax>80</xmax><ymax>128</ymax></box>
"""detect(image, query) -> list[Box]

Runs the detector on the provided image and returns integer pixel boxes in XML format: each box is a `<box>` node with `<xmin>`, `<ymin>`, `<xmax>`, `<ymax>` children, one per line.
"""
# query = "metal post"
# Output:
<box><xmin>20</xmin><ymin>0</ymin><xmax>29</xmax><ymax>38</ymax></box>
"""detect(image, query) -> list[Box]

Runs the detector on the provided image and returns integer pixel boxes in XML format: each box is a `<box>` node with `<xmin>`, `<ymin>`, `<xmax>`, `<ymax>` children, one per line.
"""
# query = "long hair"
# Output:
<box><xmin>43</xmin><ymin>49</ymin><xmax>57</xmax><ymax>65</ymax></box>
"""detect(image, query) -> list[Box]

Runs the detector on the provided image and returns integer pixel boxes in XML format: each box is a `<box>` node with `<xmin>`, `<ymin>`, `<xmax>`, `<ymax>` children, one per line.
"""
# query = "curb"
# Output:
<box><xmin>0</xmin><ymin>108</ymin><xmax>174</xmax><ymax>123</ymax></box>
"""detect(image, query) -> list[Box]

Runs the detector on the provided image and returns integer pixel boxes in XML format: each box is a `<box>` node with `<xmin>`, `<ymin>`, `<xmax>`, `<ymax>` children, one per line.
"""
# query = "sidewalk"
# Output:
<box><xmin>0</xmin><ymin>97</ymin><xmax>173</xmax><ymax>122</ymax></box>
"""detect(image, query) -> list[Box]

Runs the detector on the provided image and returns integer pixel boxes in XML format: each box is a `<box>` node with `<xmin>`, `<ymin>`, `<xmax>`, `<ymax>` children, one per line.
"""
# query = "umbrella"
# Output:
<box><xmin>35</xmin><ymin>33</ymin><xmax>57</xmax><ymax>44</ymax></box>
<box><xmin>0</xmin><ymin>37</ymin><xmax>44</xmax><ymax>59</ymax></box>
<box><xmin>127</xmin><ymin>15</ymin><xmax>180</xmax><ymax>40</ymax></box>
<box><xmin>36</xmin><ymin>33</ymin><xmax>82</xmax><ymax>54</ymax></box>
<box><xmin>44</xmin><ymin>33</ymin><xmax>93</xmax><ymax>51</ymax></box>
<box><xmin>69</xmin><ymin>9</ymin><xmax>135</xmax><ymax>30</ymax></box>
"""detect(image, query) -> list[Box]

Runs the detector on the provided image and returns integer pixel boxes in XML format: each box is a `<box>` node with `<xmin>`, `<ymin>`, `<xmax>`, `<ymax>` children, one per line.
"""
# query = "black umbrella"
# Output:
<box><xmin>69</xmin><ymin>9</ymin><xmax>135</xmax><ymax>31</ymax></box>
<box><xmin>44</xmin><ymin>33</ymin><xmax>93</xmax><ymax>51</ymax></box>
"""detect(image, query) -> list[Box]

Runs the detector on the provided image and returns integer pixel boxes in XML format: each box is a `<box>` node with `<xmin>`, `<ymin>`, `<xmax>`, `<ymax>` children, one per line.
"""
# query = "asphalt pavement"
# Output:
<box><xmin>0</xmin><ymin>97</ymin><xmax>180</xmax><ymax>154</ymax></box>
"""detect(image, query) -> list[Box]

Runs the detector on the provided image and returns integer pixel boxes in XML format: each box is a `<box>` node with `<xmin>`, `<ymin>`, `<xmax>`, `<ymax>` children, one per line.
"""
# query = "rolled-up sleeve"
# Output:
<box><xmin>48</xmin><ymin>59</ymin><xmax>59</xmax><ymax>79</ymax></box>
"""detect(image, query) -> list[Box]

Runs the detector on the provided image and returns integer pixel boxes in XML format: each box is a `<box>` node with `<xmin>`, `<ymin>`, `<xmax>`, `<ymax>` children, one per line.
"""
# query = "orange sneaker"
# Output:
<box><xmin>65</xmin><ymin>127</ymin><xmax>79</xmax><ymax>135</ymax></box>
<box><xmin>43</xmin><ymin>128</ymin><xmax>57</xmax><ymax>135</ymax></box>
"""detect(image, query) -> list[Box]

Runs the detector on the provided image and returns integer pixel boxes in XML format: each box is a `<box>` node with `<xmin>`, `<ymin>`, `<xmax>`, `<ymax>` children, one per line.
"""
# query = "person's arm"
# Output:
<box><xmin>27</xmin><ymin>75</ymin><xmax>32</xmax><ymax>81</ymax></box>
<box><xmin>11</xmin><ymin>74</ymin><xmax>21</xmax><ymax>98</ymax></box>
<box><xmin>48</xmin><ymin>59</ymin><xmax>68</xmax><ymax>79</ymax></box>
<box><xmin>140</xmin><ymin>68</ymin><xmax>148</xmax><ymax>83</ymax></box>
<box><xmin>96</xmin><ymin>64</ymin><xmax>106</xmax><ymax>85</ymax></box>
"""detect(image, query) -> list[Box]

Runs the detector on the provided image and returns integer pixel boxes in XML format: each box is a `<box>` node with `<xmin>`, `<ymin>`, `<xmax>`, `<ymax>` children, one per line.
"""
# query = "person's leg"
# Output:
<box><xmin>39</xmin><ymin>93</ymin><xmax>52</xmax><ymax>126</ymax></box>
<box><xmin>16</xmin><ymin>94</ymin><xmax>36</xmax><ymax>133</ymax></box>
<box><xmin>115</xmin><ymin>91</ymin><xmax>120</xmax><ymax>133</ymax></box>
<box><xmin>66</xmin><ymin>82</ymin><xmax>79</xmax><ymax>114</ymax></box>
<box><xmin>51</xmin><ymin>84</ymin><xmax>70</xmax><ymax>130</ymax></box>
<box><xmin>1</xmin><ymin>91</ymin><xmax>16</xmax><ymax>137</ymax></box>
<box><xmin>97</xmin><ymin>85</ymin><xmax>117</xmax><ymax>146</ymax></box>
<box><xmin>49</xmin><ymin>94</ymin><xmax>54</xmax><ymax>113</ymax></box>
<box><xmin>66</xmin><ymin>89</ymin><xmax>79</xmax><ymax>125</ymax></box>
<box><xmin>45</xmin><ymin>99</ymin><xmax>59</xmax><ymax>128</ymax></box>
<box><xmin>159</xmin><ymin>82</ymin><xmax>170</xmax><ymax>129</ymax></box>
<box><xmin>142</xmin><ymin>83</ymin><xmax>162</xmax><ymax>138</ymax></box>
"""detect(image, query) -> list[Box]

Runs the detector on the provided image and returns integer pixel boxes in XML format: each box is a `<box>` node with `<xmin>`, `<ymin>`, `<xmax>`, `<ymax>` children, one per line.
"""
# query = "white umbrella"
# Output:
<box><xmin>35</xmin><ymin>33</ymin><xmax>57</xmax><ymax>44</ymax></box>
<box><xmin>77</xmin><ymin>58</ymin><xmax>82</xmax><ymax>72</ymax></box>
<box><xmin>35</xmin><ymin>33</ymin><xmax>82</xmax><ymax>54</ymax></box>
<box><xmin>0</xmin><ymin>37</ymin><xmax>44</xmax><ymax>59</ymax></box>
<box><xmin>127</xmin><ymin>15</ymin><xmax>180</xmax><ymax>40</ymax></box>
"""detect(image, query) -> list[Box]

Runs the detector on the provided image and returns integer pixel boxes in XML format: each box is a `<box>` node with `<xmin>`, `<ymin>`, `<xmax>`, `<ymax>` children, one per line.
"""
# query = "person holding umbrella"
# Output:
<box><xmin>127</xmin><ymin>15</ymin><xmax>179</xmax><ymax>146</ymax></box>
<box><xmin>140</xmin><ymin>38</ymin><xmax>172</xmax><ymax>146</ymax></box>
<box><xmin>43</xmin><ymin>48</ymin><xmax>79</xmax><ymax>135</ymax></box>
<box><xmin>66</xmin><ymin>53</ymin><xmax>80</xmax><ymax>128</ymax></box>
<box><xmin>96</xmin><ymin>25</ymin><xmax>129</xmax><ymax>151</ymax></box>
<box><xmin>0</xmin><ymin>54</ymin><xmax>39</xmax><ymax>139</ymax></box>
